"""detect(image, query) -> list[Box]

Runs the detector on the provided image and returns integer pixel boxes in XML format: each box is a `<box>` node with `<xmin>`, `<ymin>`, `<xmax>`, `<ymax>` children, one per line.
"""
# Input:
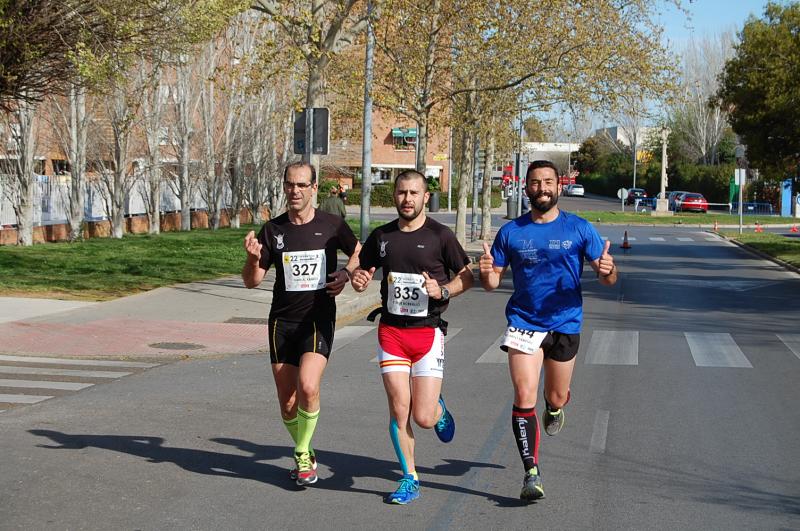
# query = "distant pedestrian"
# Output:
<box><xmin>318</xmin><ymin>186</ymin><xmax>346</xmax><ymax>218</ymax></box>
<box><xmin>242</xmin><ymin>162</ymin><xmax>360</xmax><ymax>487</ymax></box>
<box><xmin>479</xmin><ymin>160</ymin><xmax>617</xmax><ymax>502</ymax></box>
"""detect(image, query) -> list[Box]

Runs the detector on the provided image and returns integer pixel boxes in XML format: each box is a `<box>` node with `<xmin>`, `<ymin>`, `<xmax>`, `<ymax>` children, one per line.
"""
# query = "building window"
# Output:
<box><xmin>391</xmin><ymin>127</ymin><xmax>417</xmax><ymax>151</ymax></box>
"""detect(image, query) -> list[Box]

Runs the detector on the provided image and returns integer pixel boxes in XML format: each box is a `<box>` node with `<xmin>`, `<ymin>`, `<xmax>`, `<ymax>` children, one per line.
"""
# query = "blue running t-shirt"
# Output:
<box><xmin>491</xmin><ymin>211</ymin><xmax>604</xmax><ymax>334</ymax></box>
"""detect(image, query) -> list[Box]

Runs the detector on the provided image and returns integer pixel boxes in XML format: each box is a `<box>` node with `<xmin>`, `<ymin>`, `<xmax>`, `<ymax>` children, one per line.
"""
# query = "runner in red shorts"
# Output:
<box><xmin>351</xmin><ymin>170</ymin><xmax>472</xmax><ymax>505</ymax></box>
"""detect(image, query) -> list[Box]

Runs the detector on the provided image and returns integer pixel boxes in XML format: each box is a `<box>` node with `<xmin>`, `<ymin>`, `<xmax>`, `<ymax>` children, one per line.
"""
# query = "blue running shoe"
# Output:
<box><xmin>434</xmin><ymin>395</ymin><xmax>455</xmax><ymax>443</ymax></box>
<box><xmin>386</xmin><ymin>474</ymin><xmax>420</xmax><ymax>505</ymax></box>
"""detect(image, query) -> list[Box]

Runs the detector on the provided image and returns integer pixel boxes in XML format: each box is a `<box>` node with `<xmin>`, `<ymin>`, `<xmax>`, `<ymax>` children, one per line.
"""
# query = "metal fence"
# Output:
<box><xmin>0</xmin><ymin>175</ymin><xmax>232</xmax><ymax>228</ymax></box>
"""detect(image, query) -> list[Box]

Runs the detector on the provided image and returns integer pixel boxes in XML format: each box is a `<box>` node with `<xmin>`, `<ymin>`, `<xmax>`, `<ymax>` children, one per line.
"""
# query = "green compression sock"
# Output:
<box><xmin>283</xmin><ymin>415</ymin><xmax>314</xmax><ymax>456</ymax></box>
<box><xmin>296</xmin><ymin>407</ymin><xmax>320</xmax><ymax>455</ymax></box>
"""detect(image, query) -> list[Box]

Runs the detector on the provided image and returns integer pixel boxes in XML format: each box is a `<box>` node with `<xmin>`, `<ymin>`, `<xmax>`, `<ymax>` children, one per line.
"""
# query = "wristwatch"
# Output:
<box><xmin>439</xmin><ymin>286</ymin><xmax>450</xmax><ymax>301</ymax></box>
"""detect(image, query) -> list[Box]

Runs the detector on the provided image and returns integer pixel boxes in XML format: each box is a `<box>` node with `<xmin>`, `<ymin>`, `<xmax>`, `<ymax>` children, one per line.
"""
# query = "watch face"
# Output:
<box><xmin>441</xmin><ymin>286</ymin><xmax>450</xmax><ymax>300</ymax></box>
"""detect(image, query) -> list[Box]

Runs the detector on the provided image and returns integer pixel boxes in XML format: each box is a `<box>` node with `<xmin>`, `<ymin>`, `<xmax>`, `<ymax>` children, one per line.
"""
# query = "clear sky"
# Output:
<box><xmin>657</xmin><ymin>0</ymin><xmax>770</xmax><ymax>47</ymax></box>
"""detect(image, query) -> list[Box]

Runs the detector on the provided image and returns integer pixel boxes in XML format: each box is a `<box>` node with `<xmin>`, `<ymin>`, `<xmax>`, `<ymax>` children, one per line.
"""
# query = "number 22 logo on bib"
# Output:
<box><xmin>282</xmin><ymin>249</ymin><xmax>326</xmax><ymax>291</ymax></box>
<box><xmin>387</xmin><ymin>272</ymin><xmax>428</xmax><ymax>317</ymax></box>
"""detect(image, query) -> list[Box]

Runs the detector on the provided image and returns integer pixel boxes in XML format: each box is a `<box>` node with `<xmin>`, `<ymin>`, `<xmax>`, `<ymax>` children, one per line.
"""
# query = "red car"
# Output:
<box><xmin>676</xmin><ymin>192</ymin><xmax>708</xmax><ymax>213</ymax></box>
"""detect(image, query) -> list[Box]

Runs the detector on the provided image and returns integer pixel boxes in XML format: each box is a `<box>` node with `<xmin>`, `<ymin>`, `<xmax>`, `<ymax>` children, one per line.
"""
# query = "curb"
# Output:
<box><xmin>722</xmin><ymin>234</ymin><xmax>800</xmax><ymax>276</ymax></box>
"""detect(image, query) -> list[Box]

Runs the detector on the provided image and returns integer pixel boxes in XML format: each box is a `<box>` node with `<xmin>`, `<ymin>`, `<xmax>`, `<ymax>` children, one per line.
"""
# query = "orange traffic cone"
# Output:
<box><xmin>621</xmin><ymin>230</ymin><xmax>632</xmax><ymax>249</ymax></box>
<box><xmin>713</xmin><ymin>220</ymin><xmax>719</xmax><ymax>232</ymax></box>
<box><xmin>791</xmin><ymin>225</ymin><xmax>798</xmax><ymax>233</ymax></box>
<box><xmin>754</xmin><ymin>222</ymin><xmax>763</xmax><ymax>233</ymax></box>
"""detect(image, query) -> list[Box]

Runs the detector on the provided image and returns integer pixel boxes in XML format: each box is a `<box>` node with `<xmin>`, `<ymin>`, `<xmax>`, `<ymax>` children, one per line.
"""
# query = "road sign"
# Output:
<box><xmin>293</xmin><ymin>108</ymin><xmax>329</xmax><ymax>155</ymax></box>
<box><xmin>617</xmin><ymin>187</ymin><xmax>628</xmax><ymax>200</ymax></box>
<box><xmin>735</xmin><ymin>169</ymin><xmax>746</xmax><ymax>186</ymax></box>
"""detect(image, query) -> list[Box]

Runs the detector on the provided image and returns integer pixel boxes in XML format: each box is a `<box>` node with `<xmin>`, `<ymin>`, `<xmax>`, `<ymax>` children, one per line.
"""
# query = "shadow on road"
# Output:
<box><xmin>28</xmin><ymin>430</ymin><xmax>512</xmax><ymax>504</ymax></box>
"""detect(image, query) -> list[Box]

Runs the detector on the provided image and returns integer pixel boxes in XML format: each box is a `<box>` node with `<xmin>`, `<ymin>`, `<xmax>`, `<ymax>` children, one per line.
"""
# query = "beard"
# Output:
<box><xmin>530</xmin><ymin>190</ymin><xmax>558</xmax><ymax>213</ymax></box>
<box><xmin>396</xmin><ymin>201</ymin><xmax>424</xmax><ymax>221</ymax></box>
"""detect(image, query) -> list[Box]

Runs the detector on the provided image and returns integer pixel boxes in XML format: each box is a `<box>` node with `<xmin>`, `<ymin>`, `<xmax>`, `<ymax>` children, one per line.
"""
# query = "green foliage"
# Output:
<box><xmin>344</xmin><ymin>184</ymin><xmax>396</xmax><ymax>207</ymax></box>
<box><xmin>668</xmin><ymin>162</ymin><xmax>735</xmax><ymax>203</ymax></box>
<box><xmin>718</xmin><ymin>2</ymin><xmax>800</xmax><ymax>179</ymax></box>
<box><xmin>319</xmin><ymin>179</ymin><xmax>340</xmax><ymax>195</ymax></box>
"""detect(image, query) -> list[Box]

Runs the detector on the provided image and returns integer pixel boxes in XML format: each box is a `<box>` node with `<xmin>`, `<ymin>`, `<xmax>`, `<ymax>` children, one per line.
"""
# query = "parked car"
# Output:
<box><xmin>563</xmin><ymin>184</ymin><xmax>585</xmax><ymax>197</ymax></box>
<box><xmin>625</xmin><ymin>188</ymin><xmax>648</xmax><ymax>205</ymax></box>
<box><xmin>675</xmin><ymin>192</ymin><xmax>708</xmax><ymax>213</ymax></box>
<box><xmin>668</xmin><ymin>190</ymin><xmax>690</xmax><ymax>211</ymax></box>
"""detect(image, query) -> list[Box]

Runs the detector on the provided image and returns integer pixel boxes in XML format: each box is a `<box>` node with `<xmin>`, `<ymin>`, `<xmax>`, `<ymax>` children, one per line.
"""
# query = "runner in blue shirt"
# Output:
<box><xmin>479</xmin><ymin>160</ymin><xmax>617</xmax><ymax>502</ymax></box>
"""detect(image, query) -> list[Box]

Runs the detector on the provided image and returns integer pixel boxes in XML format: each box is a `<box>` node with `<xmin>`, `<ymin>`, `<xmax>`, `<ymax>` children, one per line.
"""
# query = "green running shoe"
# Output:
<box><xmin>520</xmin><ymin>466</ymin><xmax>545</xmax><ymax>502</ymax></box>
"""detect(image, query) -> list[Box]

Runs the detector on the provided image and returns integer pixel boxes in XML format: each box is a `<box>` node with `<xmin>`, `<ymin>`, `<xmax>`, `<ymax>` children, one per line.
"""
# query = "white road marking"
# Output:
<box><xmin>0</xmin><ymin>366</ymin><xmax>132</xmax><ymax>378</ymax></box>
<box><xmin>584</xmin><ymin>330</ymin><xmax>638</xmax><ymax>365</ymax></box>
<box><xmin>0</xmin><ymin>394</ymin><xmax>54</xmax><ymax>404</ymax></box>
<box><xmin>475</xmin><ymin>334</ymin><xmax>508</xmax><ymax>363</ymax></box>
<box><xmin>677</xmin><ymin>237</ymin><xmax>694</xmax><ymax>242</ymax></box>
<box><xmin>777</xmin><ymin>334</ymin><xmax>800</xmax><ymax>361</ymax></box>
<box><xmin>649</xmin><ymin>237</ymin><xmax>665</xmax><ymax>241</ymax></box>
<box><xmin>685</xmin><ymin>333</ymin><xmax>752</xmax><ymax>368</ymax></box>
<box><xmin>0</xmin><ymin>354</ymin><xmax>158</xmax><ymax>368</ymax></box>
<box><xmin>332</xmin><ymin>326</ymin><xmax>375</xmax><ymax>353</ymax></box>
<box><xmin>368</xmin><ymin>327</ymin><xmax>463</xmax><ymax>362</ymax></box>
<box><xmin>0</xmin><ymin>379</ymin><xmax>94</xmax><ymax>391</ymax></box>
<box><xmin>590</xmin><ymin>410</ymin><xmax>610</xmax><ymax>453</ymax></box>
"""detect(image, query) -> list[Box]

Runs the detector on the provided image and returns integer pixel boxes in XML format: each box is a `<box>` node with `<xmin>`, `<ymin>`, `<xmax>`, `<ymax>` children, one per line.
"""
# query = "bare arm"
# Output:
<box><xmin>242</xmin><ymin>230</ymin><xmax>267</xmax><ymax>289</ymax></box>
<box><xmin>589</xmin><ymin>240</ymin><xmax>617</xmax><ymax>286</ymax></box>
<box><xmin>325</xmin><ymin>242</ymin><xmax>362</xmax><ymax>296</ymax></box>
<box><xmin>422</xmin><ymin>264</ymin><xmax>473</xmax><ymax>300</ymax></box>
<box><xmin>478</xmin><ymin>241</ymin><xmax>506</xmax><ymax>291</ymax></box>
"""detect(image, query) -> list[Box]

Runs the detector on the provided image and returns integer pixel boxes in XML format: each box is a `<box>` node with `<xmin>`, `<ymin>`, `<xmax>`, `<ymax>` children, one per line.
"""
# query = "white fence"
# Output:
<box><xmin>0</xmin><ymin>174</ymin><xmax>232</xmax><ymax>228</ymax></box>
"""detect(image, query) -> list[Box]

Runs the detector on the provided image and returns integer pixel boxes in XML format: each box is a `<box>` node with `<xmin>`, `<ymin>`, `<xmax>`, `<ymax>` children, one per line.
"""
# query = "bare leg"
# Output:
<box><xmin>382</xmin><ymin>371</ymin><xmax>415</xmax><ymax>475</ymax></box>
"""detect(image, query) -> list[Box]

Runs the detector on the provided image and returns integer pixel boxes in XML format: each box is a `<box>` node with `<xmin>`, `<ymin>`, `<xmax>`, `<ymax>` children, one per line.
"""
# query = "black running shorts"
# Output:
<box><xmin>268</xmin><ymin>318</ymin><xmax>335</xmax><ymax>366</ymax></box>
<box><xmin>501</xmin><ymin>331</ymin><xmax>580</xmax><ymax>362</ymax></box>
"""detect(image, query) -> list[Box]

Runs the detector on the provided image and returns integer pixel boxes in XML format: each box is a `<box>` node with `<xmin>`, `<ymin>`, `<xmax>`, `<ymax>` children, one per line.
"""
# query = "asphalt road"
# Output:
<box><xmin>2</xmin><ymin>226</ymin><xmax>799</xmax><ymax>529</ymax></box>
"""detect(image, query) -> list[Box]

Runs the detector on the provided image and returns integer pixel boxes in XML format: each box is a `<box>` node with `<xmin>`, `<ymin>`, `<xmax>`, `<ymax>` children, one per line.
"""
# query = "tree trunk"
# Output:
<box><xmin>13</xmin><ymin>98</ymin><xmax>37</xmax><ymax>246</ymax></box>
<box><xmin>67</xmin><ymin>86</ymin><xmax>87</xmax><ymax>242</ymax></box>
<box><xmin>455</xmin><ymin>129</ymin><xmax>473</xmax><ymax>246</ymax></box>
<box><xmin>480</xmin><ymin>133</ymin><xmax>494</xmax><ymax>240</ymax></box>
<box><xmin>416</xmin><ymin>115</ymin><xmax>428</xmax><ymax>173</ymax></box>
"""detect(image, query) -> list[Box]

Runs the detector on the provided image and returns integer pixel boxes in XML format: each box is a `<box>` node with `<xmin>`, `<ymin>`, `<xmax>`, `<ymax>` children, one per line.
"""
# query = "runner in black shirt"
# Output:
<box><xmin>351</xmin><ymin>170</ymin><xmax>472</xmax><ymax>505</ymax></box>
<box><xmin>242</xmin><ymin>162</ymin><xmax>360</xmax><ymax>487</ymax></box>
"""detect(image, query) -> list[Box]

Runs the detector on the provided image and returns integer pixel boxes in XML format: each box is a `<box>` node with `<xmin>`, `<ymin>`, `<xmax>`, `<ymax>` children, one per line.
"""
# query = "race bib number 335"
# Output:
<box><xmin>282</xmin><ymin>249</ymin><xmax>326</xmax><ymax>291</ymax></box>
<box><xmin>387</xmin><ymin>272</ymin><xmax>428</xmax><ymax>317</ymax></box>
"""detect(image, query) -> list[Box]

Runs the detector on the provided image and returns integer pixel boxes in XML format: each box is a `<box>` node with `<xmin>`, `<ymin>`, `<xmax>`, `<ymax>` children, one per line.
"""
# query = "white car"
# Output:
<box><xmin>563</xmin><ymin>184</ymin><xmax>585</xmax><ymax>197</ymax></box>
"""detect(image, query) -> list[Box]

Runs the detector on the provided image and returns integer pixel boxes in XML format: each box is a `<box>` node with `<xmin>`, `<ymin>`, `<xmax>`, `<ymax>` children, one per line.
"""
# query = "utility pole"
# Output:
<box><xmin>359</xmin><ymin>1</ymin><xmax>374</xmax><ymax>242</ymax></box>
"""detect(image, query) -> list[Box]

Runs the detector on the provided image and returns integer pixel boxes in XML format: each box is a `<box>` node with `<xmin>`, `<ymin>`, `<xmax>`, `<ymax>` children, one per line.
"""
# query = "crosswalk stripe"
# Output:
<box><xmin>0</xmin><ymin>379</ymin><xmax>94</xmax><ymax>391</ymax></box>
<box><xmin>777</xmin><ymin>334</ymin><xmax>800</xmax><ymax>361</ymax></box>
<box><xmin>0</xmin><ymin>366</ymin><xmax>132</xmax><ymax>378</ymax></box>
<box><xmin>332</xmin><ymin>326</ymin><xmax>374</xmax><ymax>353</ymax></box>
<box><xmin>0</xmin><ymin>394</ymin><xmax>54</xmax><ymax>404</ymax></box>
<box><xmin>677</xmin><ymin>237</ymin><xmax>694</xmax><ymax>242</ymax></box>
<box><xmin>584</xmin><ymin>330</ymin><xmax>638</xmax><ymax>365</ymax></box>
<box><xmin>649</xmin><ymin>237</ymin><xmax>665</xmax><ymax>241</ymax></box>
<box><xmin>369</xmin><ymin>327</ymin><xmax>463</xmax><ymax>362</ymax></box>
<box><xmin>0</xmin><ymin>354</ymin><xmax>158</xmax><ymax>368</ymax></box>
<box><xmin>475</xmin><ymin>334</ymin><xmax>507</xmax><ymax>363</ymax></box>
<box><xmin>590</xmin><ymin>410</ymin><xmax>610</xmax><ymax>454</ymax></box>
<box><xmin>685</xmin><ymin>333</ymin><xmax>752</xmax><ymax>368</ymax></box>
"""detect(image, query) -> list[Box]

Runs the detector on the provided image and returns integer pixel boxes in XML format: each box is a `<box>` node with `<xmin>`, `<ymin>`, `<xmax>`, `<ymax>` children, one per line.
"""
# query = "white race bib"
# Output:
<box><xmin>502</xmin><ymin>327</ymin><xmax>547</xmax><ymax>354</ymax></box>
<box><xmin>282</xmin><ymin>249</ymin><xmax>326</xmax><ymax>291</ymax></box>
<box><xmin>386</xmin><ymin>272</ymin><xmax>429</xmax><ymax>317</ymax></box>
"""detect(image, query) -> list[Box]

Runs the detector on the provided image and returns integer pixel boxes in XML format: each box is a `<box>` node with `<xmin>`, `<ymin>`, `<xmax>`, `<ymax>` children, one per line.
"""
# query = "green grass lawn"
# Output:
<box><xmin>0</xmin><ymin>218</ymin><xmax>383</xmax><ymax>301</ymax></box>
<box><xmin>573</xmin><ymin>210</ymin><xmax>798</xmax><ymax>225</ymax></box>
<box><xmin>720</xmin><ymin>231</ymin><xmax>800</xmax><ymax>269</ymax></box>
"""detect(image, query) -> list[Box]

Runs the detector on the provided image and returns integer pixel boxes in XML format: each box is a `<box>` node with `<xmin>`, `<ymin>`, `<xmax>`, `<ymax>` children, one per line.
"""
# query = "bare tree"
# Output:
<box><xmin>140</xmin><ymin>58</ymin><xmax>168</xmax><ymax>235</ymax></box>
<box><xmin>1</xmin><ymin>98</ymin><xmax>39</xmax><ymax>245</ymax></box>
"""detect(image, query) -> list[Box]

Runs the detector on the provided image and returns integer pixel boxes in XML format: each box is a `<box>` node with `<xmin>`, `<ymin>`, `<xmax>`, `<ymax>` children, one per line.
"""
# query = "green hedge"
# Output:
<box><xmin>345</xmin><ymin>184</ymin><xmax>503</xmax><ymax>208</ymax></box>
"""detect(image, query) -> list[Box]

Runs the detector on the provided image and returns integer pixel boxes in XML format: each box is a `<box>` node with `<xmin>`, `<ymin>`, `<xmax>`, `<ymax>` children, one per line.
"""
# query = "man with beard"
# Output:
<box><xmin>242</xmin><ymin>162</ymin><xmax>360</xmax><ymax>487</ymax></box>
<box><xmin>478</xmin><ymin>160</ymin><xmax>617</xmax><ymax>502</ymax></box>
<box><xmin>351</xmin><ymin>170</ymin><xmax>473</xmax><ymax>505</ymax></box>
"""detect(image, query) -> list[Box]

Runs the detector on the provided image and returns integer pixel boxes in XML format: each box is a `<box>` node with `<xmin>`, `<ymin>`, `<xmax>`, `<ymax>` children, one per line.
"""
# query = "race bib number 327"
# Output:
<box><xmin>282</xmin><ymin>249</ymin><xmax>326</xmax><ymax>291</ymax></box>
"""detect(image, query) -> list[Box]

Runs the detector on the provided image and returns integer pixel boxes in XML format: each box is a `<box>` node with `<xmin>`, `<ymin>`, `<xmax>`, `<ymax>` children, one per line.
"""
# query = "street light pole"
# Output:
<box><xmin>735</xmin><ymin>145</ymin><xmax>745</xmax><ymax>235</ymax></box>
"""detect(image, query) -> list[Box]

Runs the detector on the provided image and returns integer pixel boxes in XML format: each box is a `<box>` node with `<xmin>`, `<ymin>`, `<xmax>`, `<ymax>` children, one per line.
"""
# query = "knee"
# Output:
<box><xmin>545</xmin><ymin>389</ymin><xmax>569</xmax><ymax>409</ymax></box>
<box><xmin>412</xmin><ymin>409</ymin><xmax>438</xmax><ymax>429</ymax></box>
<box><xmin>514</xmin><ymin>387</ymin><xmax>538</xmax><ymax>408</ymax></box>
<box><xmin>297</xmin><ymin>379</ymin><xmax>320</xmax><ymax>402</ymax></box>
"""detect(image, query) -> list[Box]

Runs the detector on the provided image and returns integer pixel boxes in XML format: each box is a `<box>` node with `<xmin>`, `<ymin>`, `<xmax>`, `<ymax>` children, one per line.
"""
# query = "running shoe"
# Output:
<box><xmin>386</xmin><ymin>474</ymin><xmax>420</xmax><ymax>505</ymax></box>
<box><xmin>543</xmin><ymin>406</ymin><xmax>564</xmax><ymax>436</ymax></box>
<box><xmin>294</xmin><ymin>452</ymin><xmax>318</xmax><ymax>486</ymax></box>
<box><xmin>520</xmin><ymin>466</ymin><xmax>545</xmax><ymax>502</ymax></box>
<box><xmin>289</xmin><ymin>454</ymin><xmax>317</xmax><ymax>481</ymax></box>
<box><xmin>434</xmin><ymin>395</ymin><xmax>455</xmax><ymax>443</ymax></box>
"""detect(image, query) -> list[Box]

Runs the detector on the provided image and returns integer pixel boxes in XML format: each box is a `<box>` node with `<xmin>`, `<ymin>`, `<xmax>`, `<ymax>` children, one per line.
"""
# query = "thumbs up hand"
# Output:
<box><xmin>421</xmin><ymin>271</ymin><xmax>441</xmax><ymax>299</ymax></box>
<box><xmin>479</xmin><ymin>241</ymin><xmax>494</xmax><ymax>276</ymax></box>
<box><xmin>598</xmin><ymin>240</ymin><xmax>615</xmax><ymax>278</ymax></box>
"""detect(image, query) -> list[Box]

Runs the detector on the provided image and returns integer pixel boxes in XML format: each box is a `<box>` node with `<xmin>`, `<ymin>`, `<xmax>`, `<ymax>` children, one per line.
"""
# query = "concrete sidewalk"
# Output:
<box><xmin>0</xmin><ymin>272</ymin><xmax>381</xmax><ymax>361</ymax></box>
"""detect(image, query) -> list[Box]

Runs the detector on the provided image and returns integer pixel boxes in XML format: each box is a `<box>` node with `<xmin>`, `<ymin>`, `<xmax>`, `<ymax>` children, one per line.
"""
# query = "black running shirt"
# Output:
<box><xmin>359</xmin><ymin>217</ymin><xmax>470</xmax><ymax>327</ymax></box>
<box><xmin>257</xmin><ymin>210</ymin><xmax>358</xmax><ymax>322</ymax></box>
